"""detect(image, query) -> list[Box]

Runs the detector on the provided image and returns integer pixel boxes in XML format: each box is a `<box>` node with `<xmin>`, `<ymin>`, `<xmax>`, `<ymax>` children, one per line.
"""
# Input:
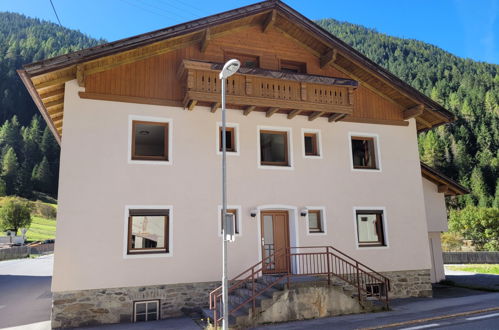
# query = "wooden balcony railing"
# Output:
<box><xmin>177</xmin><ymin>60</ymin><xmax>358</xmax><ymax>117</ymax></box>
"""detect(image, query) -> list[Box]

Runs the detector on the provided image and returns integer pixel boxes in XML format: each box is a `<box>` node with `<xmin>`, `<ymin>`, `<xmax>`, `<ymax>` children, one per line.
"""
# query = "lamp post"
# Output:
<box><xmin>219</xmin><ymin>59</ymin><xmax>240</xmax><ymax>330</ymax></box>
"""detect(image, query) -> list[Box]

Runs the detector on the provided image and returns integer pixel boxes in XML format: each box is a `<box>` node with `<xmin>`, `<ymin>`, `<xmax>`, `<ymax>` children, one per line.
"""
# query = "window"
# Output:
<box><xmin>356</xmin><ymin>210</ymin><xmax>385</xmax><ymax>247</ymax></box>
<box><xmin>225</xmin><ymin>52</ymin><xmax>259</xmax><ymax>68</ymax></box>
<box><xmin>132</xmin><ymin>121</ymin><xmax>168</xmax><ymax>161</ymax></box>
<box><xmin>219</xmin><ymin>126</ymin><xmax>236</xmax><ymax>152</ymax></box>
<box><xmin>260</xmin><ymin>130</ymin><xmax>289</xmax><ymax>166</ymax></box>
<box><xmin>308</xmin><ymin>210</ymin><xmax>324</xmax><ymax>233</ymax></box>
<box><xmin>128</xmin><ymin>209</ymin><xmax>169</xmax><ymax>254</ymax></box>
<box><xmin>280</xmin><ymin>60</ymin><xmax>306</xmax><ymax>73</ymax></box>
<box><xmin>304</xmin><ymin>133</ymin><xmax>319</xmax><ymax>156</ymax></box>
<box><xmin>134</xmin><ymin>300</ymin><xmax>159</xmax><ymax>322</ymax></box>
<box><xmin>351</xmin><ymin>136</ymin><xmax>377</xmax><ymax>169</ymax></box>
<box><xmin>221</xmin><ymin>209</ymin><xmax>239</xmax><ymax>235</ymax></box>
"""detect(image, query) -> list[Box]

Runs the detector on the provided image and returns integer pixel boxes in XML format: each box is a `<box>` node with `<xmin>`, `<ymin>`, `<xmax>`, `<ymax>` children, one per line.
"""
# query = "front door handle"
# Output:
<box><xmin>261</xmin><ymin>237</ymin><xmax>265</xmax><ymax>246</ymax></box>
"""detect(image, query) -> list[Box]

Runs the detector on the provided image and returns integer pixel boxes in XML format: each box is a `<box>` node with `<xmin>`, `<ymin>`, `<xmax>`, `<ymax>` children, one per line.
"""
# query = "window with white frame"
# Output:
<box><xmin>217</xmin><ymin>123</ymin><xmax>239</xmax><ymax>154</ymax></box>
<box><xmin>221</xmin><ymin>209</ymin><xmax>239</xmax><ymax>235</ymax></box>
<box><xmin>127</xmin><ymin>209</ymin><xmax>169</xmax><ymax>255</ymax></box>
<box><xmin>131</xmin><ymin>121</ymin><xmax>168</xmax><ymax>161</ymax></box>
<box><xmin>259</xmin><ymin>129</ymin><xmax>289</xmax><ymax>166</ymax></box>
<box><xmin>134</xmin><ymin>300</ymin><xmax>159</xmax><ymax>322</ymax></box>
<box><xmin>308</xmin><ymin>209</ymin><xmax>324</xmax><ymax>233</ymax></box>
<box><xmin>351</xmin><ymin>136</ymin><xmax>379</xmax><ymax>170</ymax></box>
<box><xmin>356</xmin><ymin>210</ymin><xmax>386</xmax><ymax>247</ymax></box>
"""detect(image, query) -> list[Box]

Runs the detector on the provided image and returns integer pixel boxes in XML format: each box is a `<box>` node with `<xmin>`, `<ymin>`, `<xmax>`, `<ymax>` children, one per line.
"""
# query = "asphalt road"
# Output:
<box><xmin>0</xmin><ymin>255</ymin><xmax>53</xmax><ymax>329</ymax></box>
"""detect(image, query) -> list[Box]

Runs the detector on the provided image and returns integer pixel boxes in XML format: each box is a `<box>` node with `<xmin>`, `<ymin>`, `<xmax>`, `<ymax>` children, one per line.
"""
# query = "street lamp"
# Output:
<box><xmin>219</xmin><ymin>58</ymin><xmax>240</xmax><ymax>330</ymax></box>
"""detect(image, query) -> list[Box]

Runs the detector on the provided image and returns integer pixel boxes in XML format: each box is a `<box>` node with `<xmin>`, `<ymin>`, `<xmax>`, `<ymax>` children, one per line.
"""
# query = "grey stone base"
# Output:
<box><xmin>382</xmin><ymin>269</ymin><xmax>432</xmax><ymax>298</ymax></box>
<box><xmin>51</xmin><ymin>281</ymin><xmax>219</xmax><ymax>329</ymax></box>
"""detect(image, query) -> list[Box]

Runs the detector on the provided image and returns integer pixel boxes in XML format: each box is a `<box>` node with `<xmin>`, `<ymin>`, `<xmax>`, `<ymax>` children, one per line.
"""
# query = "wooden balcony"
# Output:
<box><xmin>177</xmin><ymin>60</ymin><xmax>358</xmax><ymax>120</ymax></box>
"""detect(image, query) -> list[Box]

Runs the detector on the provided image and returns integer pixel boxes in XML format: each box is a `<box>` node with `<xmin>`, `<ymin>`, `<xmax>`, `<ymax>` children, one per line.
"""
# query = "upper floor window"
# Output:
<box><xmin>225</xmin><ymin>52</ymin><xmax>259</xmax><ymax>68</ymax></box>
<box><xmin>221</xmin><ymin>208</ymin><xmax>239</xmax><ymax>235</ymax></box>
<box><xmin>260</xmin><ymin>130</ymin><xmax>289</xmax><ymax>166</ymax></box>
<box><xmin>280</xmin><ymin>60</ymin><xmax>306</xmax><ymax>74</ymax></box>
<box><xmin>351</xmin><ymin>136</ymin><xmax>377</xmax><ymax>170</ymax></box>
<box><xmin>219</xmin><ymin>126</ymin><xmax>236</xmax><ymax>152</ymax></box>
<box><xmin>127</xmin><ymin>209</ymin><xmax>169</xmax><ymax>254</ymax></box>
<box><xmin>132</xmin><ymin>121</ymin><xmax>168</xmax><ymax>161</ymax></box>
<box><xmin>304</xmin><ymin>133</ymin><xmax>319</xmax><ymax>156</ymax></box>
<box><xmin>356</xmin><ymin>210</ymin><xmax>386</xmax><ymax>247</ymax></box>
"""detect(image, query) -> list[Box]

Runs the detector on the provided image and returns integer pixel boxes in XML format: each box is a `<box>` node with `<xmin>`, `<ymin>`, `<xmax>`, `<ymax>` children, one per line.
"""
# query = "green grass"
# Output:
<box><xmin>447</xmin><ymin>264</ymin><xmax>499</xmax><ymax>275</ymax></box>
<box><xmin>25</xmin><ymin>216</ymin><xmax>56</xmax><ymax>241</ymax></box>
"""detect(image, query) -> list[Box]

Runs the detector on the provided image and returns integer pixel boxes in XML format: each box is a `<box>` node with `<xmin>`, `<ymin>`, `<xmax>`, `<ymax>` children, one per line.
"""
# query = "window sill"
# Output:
<box><xmin>128</xmin><ymin>159</ymin><xmax>172</xmax><ymax>165</ymax></box>
<box><xmin>351</xmin><ymin>167</ymin><xmax>381</xmax><ymax>172</ymax></box>
<box><xmin>307</xmin><ymin>231</ymin><xmax>327</xmax><ymax>236</ymax></box>
<box><xmin>124</xmin><ymin>252</ymin><xmax>172</xmax><ymax>259</ymax></box>
<box><xmin>258</xmin><ymin>164</ymin><xmax>294</xmax><ymax>170</ymax></box>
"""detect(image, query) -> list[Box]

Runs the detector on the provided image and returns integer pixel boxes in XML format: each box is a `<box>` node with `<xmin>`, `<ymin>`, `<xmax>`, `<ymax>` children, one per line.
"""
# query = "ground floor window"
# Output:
<box><xmin>128</xmin><ymin>209</ymin><xmax>169</xmax><ymax>254</ymax></box>
<box><xmin>356</xmin><ymin>210</ymin><xmax>385</xmax><ymax>247</ymax></box>
<box><xmin>307</xmin><ymin>209</ymin><xmax>324</xmax><ymax>233</ymax></box>
<box><xmin>134</xmin><ymin>300</ymin><xmax>159</xmax><ymax>322</ymax></box>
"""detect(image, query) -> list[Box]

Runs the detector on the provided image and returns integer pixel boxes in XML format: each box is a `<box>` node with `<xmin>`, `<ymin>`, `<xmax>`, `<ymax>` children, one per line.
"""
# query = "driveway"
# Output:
<box><xmin>0</xmin><ymin>255</ymin><xmax>53</xmax><ymax>329</ymax></box>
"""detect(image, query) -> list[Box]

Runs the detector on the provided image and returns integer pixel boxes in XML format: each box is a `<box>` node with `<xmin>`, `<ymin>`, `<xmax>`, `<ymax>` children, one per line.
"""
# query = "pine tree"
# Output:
<box><xmin>2</xmin><ymin>147</ymin><xmax>19</xmax><ymax>195</ymax></box>
<box><xmin>493</xmin><ymin>179</ymin><xmax>499</xmax><ymax>209</ymax></box>
<box><xmin>33</xmin><ymin>156</ymin><xmax>52</xmax><ymax>193</ymax></box>
<box><xmin>470</xmin><ymin>167</ymin><xmax>490</xmax><ymax>207</ymax></box>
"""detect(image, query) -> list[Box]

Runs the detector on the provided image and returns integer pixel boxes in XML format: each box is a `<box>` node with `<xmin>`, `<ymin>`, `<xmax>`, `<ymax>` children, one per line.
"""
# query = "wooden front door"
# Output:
<box><xmin>261</xmin><ymin>211</ymin><xmax>290</xmax><ymax>274</ymax></box>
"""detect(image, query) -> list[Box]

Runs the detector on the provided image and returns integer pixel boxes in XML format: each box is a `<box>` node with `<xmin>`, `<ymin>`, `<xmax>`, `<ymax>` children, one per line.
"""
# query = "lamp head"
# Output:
<box><xmin>219</xmin><ymin>59</ymin><xmax>241</xmax><ymax>79</ymax></box>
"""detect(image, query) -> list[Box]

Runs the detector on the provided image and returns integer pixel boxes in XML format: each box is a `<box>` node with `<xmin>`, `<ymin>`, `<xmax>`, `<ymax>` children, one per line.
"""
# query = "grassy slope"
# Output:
<box><xmin>26</xmin><ymin>216</ymin><xmax>56</xmax><ymax>241</ymax></box>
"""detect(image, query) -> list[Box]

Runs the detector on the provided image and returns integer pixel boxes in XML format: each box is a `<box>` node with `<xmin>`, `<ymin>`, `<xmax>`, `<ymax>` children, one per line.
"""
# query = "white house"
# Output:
<box><xmin>19</xmin><ymin>1</ymin><xmax>468</xmax><ymax>328</ymax></box>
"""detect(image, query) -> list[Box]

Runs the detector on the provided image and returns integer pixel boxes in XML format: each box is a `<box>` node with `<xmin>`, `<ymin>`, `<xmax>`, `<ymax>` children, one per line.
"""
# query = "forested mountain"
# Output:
<box><xmin>318</xmin><ymin>19</ymin><xmax>499</xmax><ymax>209</ymax></box>
<box><xmin>0</xmin><ymin>12</ymin><xmax>103</xmax><ymax>199</ymax></box>
<box><xmin>0</xmin><ymin>12</ymin><xmax>498</xmax><ymax>211</ymax></box>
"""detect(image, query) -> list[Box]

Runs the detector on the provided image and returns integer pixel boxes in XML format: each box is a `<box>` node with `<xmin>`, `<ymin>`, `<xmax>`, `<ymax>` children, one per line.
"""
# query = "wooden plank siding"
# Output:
<box><xmin>85</xmin><ymin>25</ymin><xmax>403</xmax><ymax>122</ymax></box>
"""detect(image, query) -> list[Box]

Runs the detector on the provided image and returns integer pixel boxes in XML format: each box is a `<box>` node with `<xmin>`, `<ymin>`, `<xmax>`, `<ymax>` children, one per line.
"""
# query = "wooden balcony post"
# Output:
<box><xmin>300</xmin><ymin>82</ymin><xmax>307</xmax><ymax>101</ymax></box>
<box><xmin>348</xmin><ymin>87</ymin><xmax>355</xmax><ymax>106</ymax></box>
<box><xmin>245</xmin><ymin>76</ymin><xmax>253</xmax><ymax>96</ymax></box>
<box><xmin>186</xmin><ymin>70</ymin><xmax>195</xmax><ymax>90</ymax></box>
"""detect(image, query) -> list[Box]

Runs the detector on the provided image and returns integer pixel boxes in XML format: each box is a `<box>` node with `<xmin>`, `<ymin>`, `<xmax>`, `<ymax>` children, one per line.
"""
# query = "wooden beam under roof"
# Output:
<box><xmin>243</xmin><ymin>105</ymin><xmax>256</xmax><ymax>116</ymax></box>
<box><xmin>76</xmin><ymin>64</ymin><xmax>85</xmax><ymax>87</ymax></box>
<box><xmin>266</xmin><ymin>107</ymin><xmax>279</xmax><ymax>117</ymax></box>
<box><xmin>287</xmin><ymin>109</ymin><xmax>302</xmax><ymax>119</ymax></box>
<box><xmin>40</xmin><ymin>88</ymin><xmax>64</xmax><ymax>100</ymax></box>
<box><xmin>320</xmin><ymin>49</ymin><xmax>337</xmax><ymax>68</ymax></box>
<box><xmin>262</xmin><ymin>10</ymin><xmax>276</xmax><ymax>33</ymax></box>
<box><xmin>438</xmin><ymin>184</ymin><xmax>449</xmax><ymax>193</ymax></box>
<box><xmin>34</xmin><ymin>76</ymin><xmax>73</xmax><ymax>90</ymax></box>
<box><xmin>44</xmin><ymin>99</ymin><xmax>64</xmax><ymax>109</ymax></box>
<box><xmin>404</xmin><ymin>104</ymin><xmax>424</xmax><ymax>120</ymax></box>
<box><xmin>416</xmin><ymin>116</ymin><xmax>432</xmax><ymax>128</ymax></box>
<box><xmin>200</xmin><ymin>28</ymin><xmax>211</xmax><ymax>53</ymax></box>
<box><xmin>308</xmin><ymin>111</ymin><xmax>325</xmax><ymax>121</ymax></box>
<box><xmin>210</xmin><ymin>102</ymin><xmax>220</xmax><ymax>113</ymax></box>
<box><xmin>328</xmin><ymin>113</ymin><xmax>346</xmax><ymax>122</ymax></box>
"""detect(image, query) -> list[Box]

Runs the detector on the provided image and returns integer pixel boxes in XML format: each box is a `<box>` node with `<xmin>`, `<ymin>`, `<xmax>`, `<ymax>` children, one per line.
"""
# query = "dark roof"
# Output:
<box><xmin>22</xmin><ymin>0</ymin><xmax>454</xmax><ymax>122</ymax></box>
<box><xmin>421</xmin><ymin>162</ymin><xmax>469</xmax><ymax>196</ymax></box>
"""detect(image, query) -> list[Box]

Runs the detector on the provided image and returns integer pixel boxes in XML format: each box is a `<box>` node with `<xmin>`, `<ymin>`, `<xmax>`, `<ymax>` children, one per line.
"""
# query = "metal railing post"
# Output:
<box><xmin>356</xmin><ymin>261</ymin><xmax>361</xmax><ymax>304</ymax></box>
<box><xmin>326</xmin><ymin>247</ymin><xmax>331</xmax><ymax>286</ymax></box>
<box><xmin>252</xmin><ymin>267</ymin><xmax>256</xmax><ymax>314</ymax></box>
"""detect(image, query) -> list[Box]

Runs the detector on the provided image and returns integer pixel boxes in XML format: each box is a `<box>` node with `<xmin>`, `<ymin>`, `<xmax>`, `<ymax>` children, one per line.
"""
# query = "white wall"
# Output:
<box><xmin>52</xmin><ymin>80</ymin><xmax>432</xmax><ymax>292</ymax></box>
<box><xmin>428</xmin><ymin>232</ymin><xmax>446</xmax><ymax>282</ymax></box>
<box><xmin>423</xmin><ymin>178</ymin><xmax>448</xmax><ymax>232</ymax></box>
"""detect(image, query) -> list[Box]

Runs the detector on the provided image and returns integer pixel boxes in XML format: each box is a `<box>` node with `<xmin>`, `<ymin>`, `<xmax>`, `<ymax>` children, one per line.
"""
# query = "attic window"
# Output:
<box><xmin>225</xmin><ymin>52</ymin><xmax>259</xmax><ymax>68</ymax></box>
<box><xmin>280</xmin><ymin>60</ymin><xmax>306</xmax><ymax>74</ymax></box>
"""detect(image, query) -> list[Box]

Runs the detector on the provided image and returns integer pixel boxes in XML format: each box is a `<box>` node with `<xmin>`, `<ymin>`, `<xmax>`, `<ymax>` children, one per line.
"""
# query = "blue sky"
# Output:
<box><xmin>1</xmin><ymin>0</ymin><xmax>498</xmax><ymax>64</ymax></box>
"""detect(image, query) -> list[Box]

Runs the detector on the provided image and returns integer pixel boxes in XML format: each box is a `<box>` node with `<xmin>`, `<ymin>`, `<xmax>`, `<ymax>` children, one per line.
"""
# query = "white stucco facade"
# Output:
<box><xmin>52</xmin><ymin>80</ymin><xmax>434</xmax><ymax>292</ymax></box>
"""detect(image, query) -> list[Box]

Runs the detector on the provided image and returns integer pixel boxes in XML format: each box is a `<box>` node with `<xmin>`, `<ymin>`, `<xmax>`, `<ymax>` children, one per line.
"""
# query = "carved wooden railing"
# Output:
<box><xmin>209</xmin><ymin>246</ymin><xmax>390</xmax><ymax>328</ymax></box>
<box><xmin>177</xmin><ymin>60</ymin><xmax>357</xmax><ymax>115</ymax></box>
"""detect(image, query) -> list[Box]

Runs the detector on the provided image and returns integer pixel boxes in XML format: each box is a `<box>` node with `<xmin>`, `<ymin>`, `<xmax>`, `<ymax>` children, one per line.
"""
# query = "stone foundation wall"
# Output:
<box><xmin>51</xmin><ymin>281</ymin><xmax>219</xmax><ymax>329</ymax></box>
<box><xmin>382</xmin><ymin>269</ymin><xmax>432</xmax><ymax>298</ymax></box>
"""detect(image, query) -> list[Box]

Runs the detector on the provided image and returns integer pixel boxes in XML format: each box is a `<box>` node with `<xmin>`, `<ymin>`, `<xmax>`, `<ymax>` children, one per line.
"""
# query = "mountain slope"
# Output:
<box><xmin>317</xmin><ymin>18</ymin><xmax>499</xmax><ymax>208</ymax></box>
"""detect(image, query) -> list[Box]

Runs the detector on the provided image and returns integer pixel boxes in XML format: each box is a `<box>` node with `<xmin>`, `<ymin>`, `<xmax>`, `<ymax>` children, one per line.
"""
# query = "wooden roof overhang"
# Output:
<box><xmin>18</xmin><ymin>0</ymin><xmax>455</xmax><ymax>145</ymax></box>
<box><xmin>421</xmin><ymin>162</ymin><xmax>469</xmax><ymax>196</ymax></box>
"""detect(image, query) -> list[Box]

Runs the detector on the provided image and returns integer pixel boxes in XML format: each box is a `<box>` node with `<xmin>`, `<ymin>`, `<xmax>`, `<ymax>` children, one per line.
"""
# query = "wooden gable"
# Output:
<box><xmin>19</xmin><ymin>0</ymin><xmax>454</xmax><ymax>144</ymax></box>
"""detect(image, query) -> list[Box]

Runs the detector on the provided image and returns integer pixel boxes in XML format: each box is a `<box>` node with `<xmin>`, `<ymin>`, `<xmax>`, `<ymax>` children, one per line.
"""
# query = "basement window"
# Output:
<box><xmin>351</xmin><ymin>136</ymin><xmax>377</xmax><ymax>169</ymax></box>
<box><xmin>356</xmin><ymin>210</ymin><xmax>386</xmax><ymax>247</ymax></box>
<box><xmin>132</xmin><ymin>121</ymin><xmax>168</xmax><ymax>161</ymax></box>
<box><xmin>134</xmin><ymin>300</ymin><xmax>159</xmax><ymax>322</ymax></box>
<box><xmin>128</xmin><ymin>209</ymin><xmax>169</xmax><ymax>254</ymax></box>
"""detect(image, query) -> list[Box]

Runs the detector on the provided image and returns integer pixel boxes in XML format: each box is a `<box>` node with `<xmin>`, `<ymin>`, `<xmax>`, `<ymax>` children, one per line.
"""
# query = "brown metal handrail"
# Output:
<box><xmin>209</xmin><ymin>246</ymin><xmax>390</xmax><ymax>328</ymax></box>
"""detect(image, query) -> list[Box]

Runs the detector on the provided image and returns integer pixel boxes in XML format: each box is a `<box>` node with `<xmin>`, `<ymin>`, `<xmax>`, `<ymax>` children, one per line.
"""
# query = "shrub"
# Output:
<box><xmin>0</xmin><ymin>197</ymin><xmax>32</xmax><ymax>235</ymax></box>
